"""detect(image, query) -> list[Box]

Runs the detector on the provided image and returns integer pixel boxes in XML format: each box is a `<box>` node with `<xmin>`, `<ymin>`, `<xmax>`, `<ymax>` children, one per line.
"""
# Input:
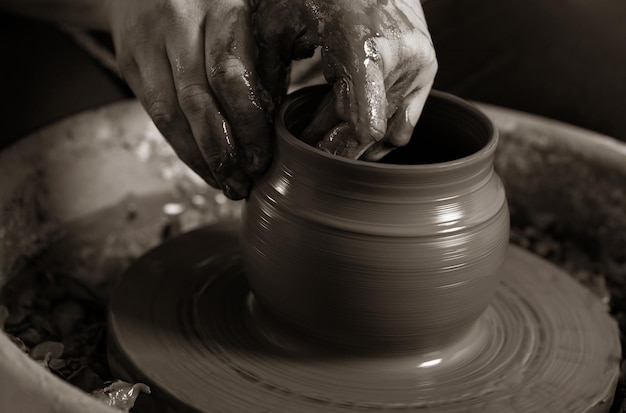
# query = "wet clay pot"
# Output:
<box><xmin>240</xmin><ymin>86</ymin><xmax>510</xmax><ymax>353</ymax></box>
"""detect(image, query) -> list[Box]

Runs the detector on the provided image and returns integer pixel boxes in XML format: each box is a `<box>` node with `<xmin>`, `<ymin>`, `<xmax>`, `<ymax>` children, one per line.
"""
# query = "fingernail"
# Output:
<box><xmin>316</xmin><ymin>123</ymin><xmax>372</xmax><ymax>159</ymax></box>
<box><xmin>357</xmin><ymin>113</ymin><xmax>385</xmax><ymax>143</ymax></box>
<box><xmin>316</xmin><ymin>123</ymin><xmax>350</xmax><ymax>154</ymax></box>
<box><xmin>245</xmin><ymin>145</ymin><xmax>269</xmax><ymax>176</ymax></box>
<box><xmin>223</xmin><ymin>176</ymin><xmax>250</xmax><ymax>200</ymax></box>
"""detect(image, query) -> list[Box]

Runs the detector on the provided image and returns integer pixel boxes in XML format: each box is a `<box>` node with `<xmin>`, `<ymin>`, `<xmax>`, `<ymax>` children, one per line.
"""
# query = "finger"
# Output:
<box><xmin>166</xmin><ymin>25</ymin><xmax>250</xmax><ymax>200</ymax></box>
<box><xmin>251</xmin><ymin>3</ymin><xmax>291</xmax><ymax>102</ymax></box>
<box><xmin>315</xmin><ymin>122</ymin><xmax>373</xmax><ymax>159</ymax></box>
<box><xmin>123</xmin><ymin>50</ymin><xmax>219</xmax><ymax>188</ymax></box>
<box><xmin>299</xmin><ymin>90</ymin><xmax>340</xmax><ymax>146</ymax></box>
<box><xmin>252</xmin><ymin>1</ymin><xmax>319</xmax><ymax>102</ymax></box>
<box><xmin>323</xmin><ymin>36</ymin><xmax>388</xmax><ymax>147</ymax></box>
<box><xmin>305</xmin><ymin>90</ymin><xmax>378</xmax><ymax>159</ymax></box>
<box><xmin>258</xmin><ymin>44</ymin><xmax>291</xmax><ymax>105</ymax></box>
<box><xmin>360</xmin><ymin>45</ymin><xmax>437</xmax><ymax>163</ymax></box>
<box><xmin>361</xmin><ymin>84</ymin><xmax>432</xmax><ymax>161</ymax></box>
<box><xmin>206</xmin><ymin>4</ymin><xmax>273</xmax><ymax>177</ymax></box>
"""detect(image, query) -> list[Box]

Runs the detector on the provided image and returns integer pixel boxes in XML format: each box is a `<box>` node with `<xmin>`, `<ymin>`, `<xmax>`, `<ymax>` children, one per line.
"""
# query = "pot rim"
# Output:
<box><xmin>276</xmin><ymin>86</ymin><xmax>498</xmax><ymax>172</ymax></box>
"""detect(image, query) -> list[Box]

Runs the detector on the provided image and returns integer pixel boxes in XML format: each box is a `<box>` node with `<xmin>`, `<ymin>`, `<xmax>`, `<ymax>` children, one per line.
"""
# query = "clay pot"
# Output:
<box><xmin>240</xmin><ymin>86</ymin><xmax>510</xmax><ymax>353</ymax></box>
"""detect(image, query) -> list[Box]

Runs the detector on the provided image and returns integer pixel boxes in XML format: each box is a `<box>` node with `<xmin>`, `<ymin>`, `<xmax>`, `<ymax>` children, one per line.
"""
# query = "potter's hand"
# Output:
<box><xmin>109</xmin><ymin>0</ymin><xmax>272</xmax><ymax>199</ymax></box>
<box><xmin>253</xmin><ymin>0</ymin><xmax>437</xmax><ymax>160</ymax></box>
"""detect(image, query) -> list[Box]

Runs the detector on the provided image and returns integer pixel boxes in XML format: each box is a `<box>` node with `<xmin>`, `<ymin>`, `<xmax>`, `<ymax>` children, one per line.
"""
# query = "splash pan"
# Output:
<box><xmin>108</xmin><ymin>221</ymin><xmax>619</xmax><ymax>413</ymax></box>
<box><xmin>1</xmin><ymin>99</ymin><xmax>625</xmax><ymax>412</ymax></box>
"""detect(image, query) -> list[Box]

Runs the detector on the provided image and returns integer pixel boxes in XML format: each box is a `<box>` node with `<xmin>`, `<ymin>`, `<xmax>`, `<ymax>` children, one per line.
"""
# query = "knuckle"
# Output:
<box><xmin>419</xmin><ymin>44</ymin><xmax>438</xmax><ymax>72</ymax></box>
<box><xmin>145</xmin><ymin>97</ymin><xmax>177</xmax><ymax>134</ymax></box>
<box><xmin>208</xmin><ymin>57</ymin><xmax>246</xmax><ymax>86</ymax></box>
<box><xmin>388</xmin><ymin>130</ymin><xmax>411</xmax><ymax>148</ymax></box>
<box><xmin>404</xmin><ymin>34</ymin><xmax>437</xmax><ymax>68</ymax></box>
<box><xmin>429</xmin><ymin>55</ymin><xmax>439</xmax><ymax>75</ymax></box>
<box><xmin>421</xmin><ymin>41</ymin><xmax>437</xmax><ymax>62</ymax></box>
<box><xmin>421</xmin><ymin>48</ymin><xmax>438</xmax><ymax>76</ymax></box>
<box><xmin>176</xmin><ymin>82</ymin><xmax>211</xmax><ymax>115</ymax></box>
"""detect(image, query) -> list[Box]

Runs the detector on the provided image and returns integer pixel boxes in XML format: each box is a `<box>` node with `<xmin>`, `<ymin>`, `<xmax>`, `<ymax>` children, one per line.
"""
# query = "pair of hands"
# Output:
<box><xmin>108</xmin><ymin>0</ymin><xmax>437</xmax><ymax>199</ymax></box>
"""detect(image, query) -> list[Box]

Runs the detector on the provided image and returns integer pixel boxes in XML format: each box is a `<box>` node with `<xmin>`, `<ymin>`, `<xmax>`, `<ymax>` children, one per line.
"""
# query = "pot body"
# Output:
<box><xmin>241</xmin><ymin>86</ymin><xmax>509</xmax><ymax>353</ymax></box>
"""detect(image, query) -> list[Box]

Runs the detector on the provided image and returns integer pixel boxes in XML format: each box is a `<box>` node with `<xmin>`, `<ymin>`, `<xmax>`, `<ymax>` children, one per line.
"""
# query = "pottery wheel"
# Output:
<box><xmin>108</xmin><ymin>221</ymin><xmax>620</xmax><ymax>412</ymax></box>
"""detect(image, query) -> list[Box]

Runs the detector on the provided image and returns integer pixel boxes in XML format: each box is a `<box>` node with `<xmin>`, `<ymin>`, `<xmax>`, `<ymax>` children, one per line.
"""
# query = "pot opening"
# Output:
<box><xmin>283</xmin><ymin>86</ymin><xmax>494</xmax><ymax>165</ymax></box>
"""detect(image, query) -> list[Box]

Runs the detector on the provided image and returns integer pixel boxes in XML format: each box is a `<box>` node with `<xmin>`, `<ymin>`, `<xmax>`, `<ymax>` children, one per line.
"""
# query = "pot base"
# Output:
<box><xmin>108</xmin><ymin>221</ymin><xmax>620</xmax><ymax>412</ymax></box>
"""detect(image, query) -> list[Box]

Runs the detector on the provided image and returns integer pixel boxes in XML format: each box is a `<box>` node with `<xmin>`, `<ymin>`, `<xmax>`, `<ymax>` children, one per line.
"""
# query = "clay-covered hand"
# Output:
<box><xmin>108</xmin><ymin>0</ymin><xmax>272</xmax><ymax>199</ymax></box>
<box><xmin>252</xmin><ymin>0</ymin><xmax>437</xmax><ymax>160</ymax></box>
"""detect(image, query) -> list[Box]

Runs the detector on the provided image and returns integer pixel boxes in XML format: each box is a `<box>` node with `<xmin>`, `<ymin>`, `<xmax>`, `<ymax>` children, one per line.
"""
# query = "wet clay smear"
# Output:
<box><xmin>1</xmin><ymin>198</ymin><xmax>624</xmax><ymax>412</ymax></box>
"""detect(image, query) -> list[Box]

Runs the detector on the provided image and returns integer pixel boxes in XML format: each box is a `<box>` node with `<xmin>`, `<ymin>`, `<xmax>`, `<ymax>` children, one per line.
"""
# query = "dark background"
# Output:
<box><xmin>1</xmin><ymin>0</ymin><xmax>625</xmax><ymax>150</ymax></box>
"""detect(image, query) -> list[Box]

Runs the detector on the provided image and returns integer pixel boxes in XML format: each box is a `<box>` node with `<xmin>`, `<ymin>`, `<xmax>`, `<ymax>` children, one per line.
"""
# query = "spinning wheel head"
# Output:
<box><xmin>108</xmin><ymin>222</ymin><xmax>620</xmax><ymax>412</ymax></box>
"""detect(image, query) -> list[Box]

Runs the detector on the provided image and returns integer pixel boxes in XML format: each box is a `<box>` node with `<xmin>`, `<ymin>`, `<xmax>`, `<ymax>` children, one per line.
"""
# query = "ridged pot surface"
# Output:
<box><xmin>241</xmin><ymin>86</ymin><xmax>509</xmax><ymax>353</ymax></box>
